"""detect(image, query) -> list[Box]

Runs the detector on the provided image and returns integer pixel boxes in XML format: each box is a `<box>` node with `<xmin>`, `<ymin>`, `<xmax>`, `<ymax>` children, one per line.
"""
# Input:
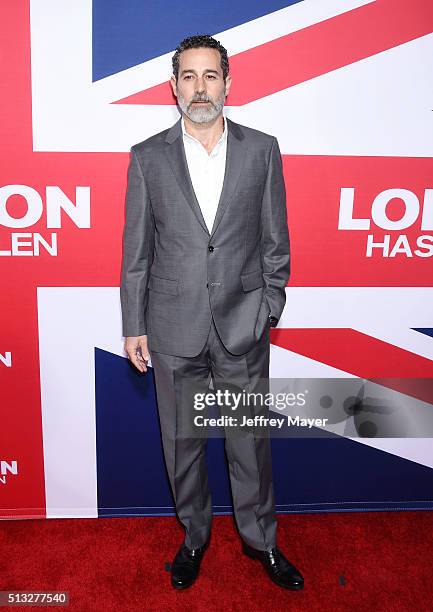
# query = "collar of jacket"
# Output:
<box><xmin>164</xmin><ymin>115</ymin><xmax>244</xmax><ymax>144</ymax></box>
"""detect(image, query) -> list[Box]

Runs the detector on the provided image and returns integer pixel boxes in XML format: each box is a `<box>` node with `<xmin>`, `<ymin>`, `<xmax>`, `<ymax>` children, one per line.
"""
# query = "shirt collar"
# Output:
<box><xmin>181</xmin><ymin>113</ymin><xmax>228</xmax><ymax>150</ymax></box>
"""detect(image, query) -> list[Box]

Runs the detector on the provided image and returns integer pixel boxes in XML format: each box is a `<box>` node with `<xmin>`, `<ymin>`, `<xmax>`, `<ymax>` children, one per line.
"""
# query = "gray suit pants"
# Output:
<box><xmin>150</xmin><ymin>318</ymin><xmax>277</xmax><ymax>551</ymax></box>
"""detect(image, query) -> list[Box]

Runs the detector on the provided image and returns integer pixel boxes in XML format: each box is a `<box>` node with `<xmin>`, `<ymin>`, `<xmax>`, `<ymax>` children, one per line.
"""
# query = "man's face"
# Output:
<box><xmin>171</xmin><ymin>47</ymin><xmax>231</xmax><ymax>124</ymax></box>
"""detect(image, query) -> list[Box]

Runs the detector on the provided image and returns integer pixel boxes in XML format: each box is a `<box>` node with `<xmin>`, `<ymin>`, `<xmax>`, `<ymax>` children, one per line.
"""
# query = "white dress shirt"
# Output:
<box><xmin>181</xmin><ymin>114</ymin><xmax>228</xmax><ymax>234</ymax></box>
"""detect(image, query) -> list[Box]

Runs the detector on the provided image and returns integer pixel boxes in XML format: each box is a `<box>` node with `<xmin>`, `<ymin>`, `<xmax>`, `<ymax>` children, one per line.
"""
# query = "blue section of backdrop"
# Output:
<box><xmin>413</xmin><ymin>328</ymin><xmax>433</xmax><ymax>339</ymax></box>
<box><xmin>95</xmin><ymin>350</ymin><xmax>433</xmax><ymax>517</ymax></box>
<box><xmin>92</xmin><ymin>0</ymin><xmax>302</xmax><ymax>81</ymax></box>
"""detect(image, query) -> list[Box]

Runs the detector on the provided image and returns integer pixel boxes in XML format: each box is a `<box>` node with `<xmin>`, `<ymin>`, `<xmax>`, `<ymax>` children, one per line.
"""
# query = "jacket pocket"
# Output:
<box><xmin>148</xmin><ymin>273</ymin><xmax>179</xmax><ymax>295</ymax></box>
<box><xmin>241</xmin><ymin>269</ymin><xmax>264</xmax><ymax>292</ymax></box>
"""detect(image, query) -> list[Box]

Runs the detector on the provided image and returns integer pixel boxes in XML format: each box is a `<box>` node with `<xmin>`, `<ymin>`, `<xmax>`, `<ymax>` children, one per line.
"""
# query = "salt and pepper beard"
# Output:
<box><xmin>177</xmin><ymin>83</ymin><xmax>227</xmax><ymax>124</ymax></box>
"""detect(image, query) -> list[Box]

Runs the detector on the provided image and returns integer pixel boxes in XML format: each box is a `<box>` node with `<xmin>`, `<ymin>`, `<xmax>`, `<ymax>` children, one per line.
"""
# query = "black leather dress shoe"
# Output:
<box><xmin>171</xmin><ymin>543</ymin><xmax>208</xmax><ymax>590</ymax></box>
<box><xmin>242</xmin><ymin>542</ymin><xmax>304</xmax><ymax>590</ymax></box>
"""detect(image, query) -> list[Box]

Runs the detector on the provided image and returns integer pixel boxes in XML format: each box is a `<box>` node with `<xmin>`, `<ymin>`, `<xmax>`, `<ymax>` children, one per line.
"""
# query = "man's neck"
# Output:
<box><xmin>182</xmin><ymin>113</ymin><xmax>225</xmax><ymax>152</ymax></box>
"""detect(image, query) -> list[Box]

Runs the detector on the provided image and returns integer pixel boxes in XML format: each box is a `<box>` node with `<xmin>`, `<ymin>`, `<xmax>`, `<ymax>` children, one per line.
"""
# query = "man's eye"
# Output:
<box><xmin>184</xmin><ymin>75</ymin><xmax>193</xmax><ymax>80</ymax></box>
<box><xmin>206</xmin><ymin>75</ymin><xmax>216</xmax><ymax>79</ymax></box>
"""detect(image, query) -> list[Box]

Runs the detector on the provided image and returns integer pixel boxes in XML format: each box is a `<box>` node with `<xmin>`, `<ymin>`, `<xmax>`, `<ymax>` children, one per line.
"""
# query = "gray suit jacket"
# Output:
<box><xmin>120</xmin><ymin>116</ymin><xmax>290</xmax><ymax>357</ymax></box>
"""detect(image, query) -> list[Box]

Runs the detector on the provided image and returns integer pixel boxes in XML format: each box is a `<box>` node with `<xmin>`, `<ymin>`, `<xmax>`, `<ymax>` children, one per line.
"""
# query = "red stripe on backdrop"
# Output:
<box><xmin>272</xmin><ymin>328</ymin><xmax>433</xmax><ymax>377</ymax></box>
<box><xmin>284</xmin><ymin>155</ymin><xmax>433</xmax><ymax>287</ymax></box>
<box><xmin>115</xmin><ymin>0</ymin><xmax>433</xmax><ymax>106</ymax></box>
<box><xmin>271</xmin><ymin>327</ymin><xmax>433</xmax><ymax>403</ymax></box>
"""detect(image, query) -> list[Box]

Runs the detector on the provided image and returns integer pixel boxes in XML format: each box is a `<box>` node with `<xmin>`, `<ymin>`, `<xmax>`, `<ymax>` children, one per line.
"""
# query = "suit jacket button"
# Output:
<box><xmin>208</xmin><ymin>245</ymin><xmax>214</xmax><ymax>252</ymax></box>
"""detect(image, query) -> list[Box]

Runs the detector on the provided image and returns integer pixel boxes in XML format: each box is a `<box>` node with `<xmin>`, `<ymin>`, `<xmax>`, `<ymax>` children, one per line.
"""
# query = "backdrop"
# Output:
<box><xmin>1</xmin><ymin>0</ymin><xmax>433</xmax><ymax>519</ymax></box>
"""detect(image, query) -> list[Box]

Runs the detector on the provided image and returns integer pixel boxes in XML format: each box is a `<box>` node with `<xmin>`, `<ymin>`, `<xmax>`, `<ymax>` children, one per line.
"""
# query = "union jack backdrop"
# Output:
<box><xmin>1</xmin><ymin>0</ymin><xmax>433</xmax><ymax>519</ymax></box>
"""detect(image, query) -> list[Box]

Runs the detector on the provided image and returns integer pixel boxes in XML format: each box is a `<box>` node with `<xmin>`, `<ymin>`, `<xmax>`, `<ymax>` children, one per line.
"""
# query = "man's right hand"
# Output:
<box><xmin>124</xmin><ymin>335</ymin><xmax>149</xmax><ymax>373</ymax></box>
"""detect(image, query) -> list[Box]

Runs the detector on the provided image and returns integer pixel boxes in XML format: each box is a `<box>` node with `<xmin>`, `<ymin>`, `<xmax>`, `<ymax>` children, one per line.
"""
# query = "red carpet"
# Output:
<box><xmin>1</xmin><ymin>512</ymin><xmax>432</xmax><ymax>611</ymax></box>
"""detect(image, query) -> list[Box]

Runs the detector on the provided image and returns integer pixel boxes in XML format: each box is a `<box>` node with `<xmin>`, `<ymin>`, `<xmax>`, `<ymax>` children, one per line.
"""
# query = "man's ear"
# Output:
<box><xmin>224</xmin><ymin>74</ymin><xmax>232</xmax><ymax>98</ymax></box>
<box><xmin>170</xmin><ymin>75</ymin><xmax>177</xmax><ymax>98</ymax></box>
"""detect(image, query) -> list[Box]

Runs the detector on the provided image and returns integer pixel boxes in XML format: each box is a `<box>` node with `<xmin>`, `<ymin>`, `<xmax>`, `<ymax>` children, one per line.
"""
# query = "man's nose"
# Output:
<box><xmin>195</xmin><ymin>78</ymin><xmax>206</xmax><ymax>94</ymax></box>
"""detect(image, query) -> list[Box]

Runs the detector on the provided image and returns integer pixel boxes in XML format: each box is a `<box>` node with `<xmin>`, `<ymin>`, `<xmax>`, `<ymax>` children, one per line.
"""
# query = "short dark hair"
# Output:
<box><xmin>172</xmin><ymin>34</ymin><xmax>229</xmax><ymax>82</ymax></box>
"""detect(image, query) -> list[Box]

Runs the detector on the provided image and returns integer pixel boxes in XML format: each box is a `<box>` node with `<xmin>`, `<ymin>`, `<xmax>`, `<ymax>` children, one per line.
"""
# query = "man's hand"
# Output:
<box><xmin>124</xmin><ymin>335</ymin><xmax>149</xmax><ymax>373</ymax></box>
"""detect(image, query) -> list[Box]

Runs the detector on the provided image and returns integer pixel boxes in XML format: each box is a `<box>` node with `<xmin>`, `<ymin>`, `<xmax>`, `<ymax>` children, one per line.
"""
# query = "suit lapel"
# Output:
<box><xmin>164</xmin><ymin>116</ymin><xmax>246</xmax><ymax>238</ymax></box>
<box><xmin>164</xmin><ymin>119</ymin><xmax>209</xmax><ymax>235</ymax></box>
<box><xmin>210</xmin><ymin>119</ymin><xmax>245</xmax><ymax>238</ymax></box>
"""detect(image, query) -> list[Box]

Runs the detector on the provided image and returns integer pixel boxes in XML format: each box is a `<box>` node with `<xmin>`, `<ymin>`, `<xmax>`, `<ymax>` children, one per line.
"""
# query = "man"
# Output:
<box><xmin>120</xmin><ymin>34</ymin><xmax>304</xmax><ymax>591</ymax></box>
